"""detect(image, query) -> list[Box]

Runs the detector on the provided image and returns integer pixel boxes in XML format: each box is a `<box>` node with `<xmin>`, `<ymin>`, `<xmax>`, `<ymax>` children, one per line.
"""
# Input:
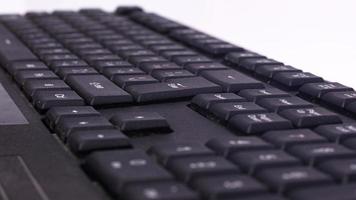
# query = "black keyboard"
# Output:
<box><xmin>0</xmin><ymin>6</ymin><xmax>356</xmax><ymax>200</ymax></box>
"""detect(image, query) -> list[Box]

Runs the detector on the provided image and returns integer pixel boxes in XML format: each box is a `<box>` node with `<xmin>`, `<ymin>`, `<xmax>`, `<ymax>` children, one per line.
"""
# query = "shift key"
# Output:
<box><xmin>66</xmin><ymin>75</ymin><xmax>132</xmax><ymax>105</ymax></box>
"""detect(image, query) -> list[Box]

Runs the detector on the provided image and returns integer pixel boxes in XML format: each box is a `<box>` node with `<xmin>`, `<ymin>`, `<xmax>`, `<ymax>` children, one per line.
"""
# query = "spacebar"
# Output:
<box><xmin>0</xmin><ymin>24</ymin><xmax>37</xmax><ymax>67</ymax></box>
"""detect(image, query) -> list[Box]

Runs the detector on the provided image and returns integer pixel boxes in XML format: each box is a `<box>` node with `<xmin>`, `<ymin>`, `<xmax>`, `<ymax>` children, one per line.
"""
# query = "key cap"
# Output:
<box><xmin>49</xmin><ymin>60</ymin><xmax>88</xmax><ymax>71</ymax></box>
<box><xmin>256</xmin><ymin>166</ymin><xmax>332</xmax><ymax>194</ymax></box>
<box><xmin>123</xmin><ymin>181</ymin><xmax>199</xmax><ymax>200</ymax></box>
<box><xmin>287</xmin><ymin>143</ymin><xmax>356</xmax><ymax>165</ymax></box>
<box><xmin>148</xmin><ymin>143</ymin><xmax>214</xmax><ymax>166</ymax></box>
<box><xmin>210</xmin><ymin>102</ymin><xmax>267</xmax><ymax>120</ymax></box>
<box><xmin>201</xmin><ymin>70</ymin><xmax>264</xmax><ymax>92</ymax></box>
<box><xmin>151</xmin><ymin>69</ymin><xmax>195</xmax><ymax>81</ymax></box>
<box><xmin>228</xmin><ymin>113</ymin><xmax>293</xmax><ymax>134</ymax></box>
<box><xmin>262</xmin><ymin>129</ymin><xmax>327</xmax><ymax>149</ymax></box>
<box><xmin>172</xmin><ymin>55</ymin><xmax>212</xmax><ymax>66</ymax></box>
<box><xmin>289</xmin><ymin>184</ymin><xmax>356</xmax><ymax>200</ymax></box>
<box><xmin>314</xmin><ymin>123</ymin><xmax>356</xmax><ymax>143</ymax></box>
<box><xmin>230</xmin><ymin>150</ymin><xmax>301</xmax><ymax>174</ymax></box>
<box><xmin>67</xmin><ymin>129</ymin><xmax>131</xmax><ymax>153</ymax></box>
<box><xmin>345</xmin><ymin>101</ymin><xmax>356</xmax><ymax>115</ymax></box>
<box><xmin>57</xmin><ymin>67</ymin><xmax>99</xmax><ymax>80</ymax></box>
<box><xmin>103</xmin><ymin>67</ymin><xmax>145</xmax><ymax>79</ymax></box>
<box><xmin>140</xmin><ymin>62</ymin><xmax>182</xmax><ymax>74</ymax></box>
<box><xmin>92</xmin><ymin>60</ymin><xmax>132</xmax><ymax>73</ymax></box>
<box><xmin>321</xmin><ymin>91</ymin><xmax>356</xmax><ymax>108</ymax></box>
<box><xmin>279</xmin><ymin>107</ymin><xmax>342</xmax><ymax>128</ymax></box>
<box><xmin>238</xmin><ymin>88</ymin><xmax>290</xmax><ymax>102</ymax></box>
<box><xmin>15</xmin><ymin>69</ymin><xmax>59</xmax><ymax>86</ymax></box>
<box><xmin>118</xmin><ymin>49</ymin><xmax>155</xmax><ymax>59</ymax></box>
<box><xmin>192</xmin><ymin>174</ymin><xmax>267</xmax><ymax>199</ymax></box>
<box><xmin>185</xmin><ymin>62</ymin><xmax>229</xmax><ymax>74</ymax></box>
<box><xmin>239</xmin><ymin>58</ymin><xmax>283</xmax><ymax>71</ymax></box>
<box><xmin>255</xmin><ymin>65</ymin><xmax>301</xmax><ymax>78</ymax></box>
<box><xmin>45</xmin><ymin>106</ymin><xmax>100</xmax><ymax>129</ymax></box>
<box><xmin>110</xmin><ymin>112</ymin><xmax>170</xmax><ymax>132</ymax></box>
<box><xmin>256</xmin><ymin>97</ymin><xmax>313</xmax><ymax>112</ymax></box>
<box><xmin>23</xmin><ymin>79</ymin><xmax>71</xmax><ymax>97</ymax></box>
<box><xmin>55</xmin><ymin>115</ymin><xmax>114</xmax><ymax>140</ymax></box>
<box><xmin>33</xmin><ymin>90</ymin><xmax>85</xmax><ymax>111</ymax></box>
<box><xmin>127</xmin><ymin>77</ymin><xmax>222</xmax><ymax>102</ymax></box>
<box><xmin>168</xmin><ymin>155</ymin><xmax>239</xmax><ymax>183</ymax></box>
<box><xmin>203</xmin><ymin>43</ymin><xmax>243</xmax><ymax>56</ymax></box>
<box><xmin>343</xmin><ymin>137</ymin><xmax>356</xmax><ymax>150</ymax></box>
<box><xmin>7</xmin><ymin>61</ymin><xmax>48</xmax><ymax>76</ymax></box>
<box><xmin>318</xmin><ymin>158</ymin><xmax>356</xmax><ymax>183</ymax></box>
<box><xmin>224</xmin><ymin>52</ymin><xmax>265</xmax><ymax>65</ymax></box>
<box><xmin>161</xmin><ymin>50</ymin><xmax>197</xmax><ymax>60</ymax></box>
<box><xmin>191</xmin><ymin>93</ymin><xmax>245</xmax><ymax>110</ymax></box>
<box><xmin>206</xmin><ymin>136</ymin><xmax>274</xmax><ymax>157</ymax></box>
<box><xmin>66</xmin><ymin>75</ymin><xmax>132</xmax><ymax>105</ymax></box>
<box><xmin>129</xmin><ymin>56</ymin><xmax>168</xmax><ymax>66</ymax></box>
<box><xmin>84</xmin><ymin>150</ymin><xmax>172</xmax><ymax>196</ymax></box>
<box><xmin>112</xmin><ymin>75</ymin><xmax>159</xmax><ymax>89</ymax></box>
<box><xmin>299</xmin><ymin>82</ymin><xmax>352</xmax><ymax>99</ymax></box>
<box><xmin>272</xmin><ymin>72</ymin><xmax>323</xmax><ymax>89</ymax></box>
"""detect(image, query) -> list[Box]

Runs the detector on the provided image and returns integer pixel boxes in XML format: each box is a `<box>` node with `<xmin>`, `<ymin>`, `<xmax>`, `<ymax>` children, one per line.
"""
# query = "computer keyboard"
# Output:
<box><xmin>0</xmin><ymin>6</ymin><xmax>356</xmax><ymax>200</ymax></box>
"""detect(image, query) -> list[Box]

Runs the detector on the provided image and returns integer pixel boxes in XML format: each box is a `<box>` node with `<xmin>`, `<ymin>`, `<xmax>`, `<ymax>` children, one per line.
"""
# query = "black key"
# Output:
<box><xmin>318</xmin><ymin>158</ymin><xmax>356</xmax><ymax>182</ymax></box>
<box><xmin>66</xmin><ymin>75</ymin><xmax>132</xmax><ymax>105</ymax></box>
<box><xmin>345</xmin><ymin>101</ymin><xmax>356</xmax><ymax>115</ymax></box>
<box><xmin>150</xmin><ymin>44</ymin><xmax>185</xmax><ymax>53</ymax></box>
<box><xmin>123</xmin><ymin>181</ymin><xmax>199</xmax><ymax>200</ymax></box>
<box><xmin>84</xmin><ymin>150</ymin><xmax>172</xmax><ymax>195</ymax></box>
<box><xmin>242</xmin><ymin>195</ymin><xmax>287</xmax><ymax>200</ymax></box>
<box><xmin>42</xmin><ymin>54</ymin><xmax>79</xmax><ymax>64</ymax></box>
<box><xmin>239</xmin><ymin>58</ymin><xmax>283</xmax><ymax>71</ymax></box>
<box><xmin>15</xmin><ymin>70</ymin><xmax>58</xmax><ymax>86</ymax></box>
<box><xmin>118</xmin><ymin>49</ymin><xmax>155</xmax><ymax>59</ymax></box>
<box><xmin>148</xmin><ymin>143</ymin><xmax>214</xmax><ymax>166</ymax></box>
<box><xmin>210</xmin><ymin>102</ymin><xmax>267</xmax><ymax>120</ymax></box>
<box><xmin>279</xmin><ymin>107</ymin><xmax>342</xmax><ymax>128</ymax></box>
<box><xmin>228</xmin><ymin>113</ymin><xmax>293</xmax><ymax>134</ymax></box>
<box><xmin>36</xmin><ymin>48</ymin><xmax>70</xmax><ymax>56</ymax></box>
<box><xmin>299</xmin><ymin>82</ymin><xmax>352</xmax><ymax>99</ymax></box>
<box><xmin>272</xmin><ymin>72</ymin><xmax>324</xmax><ymax>89</ymax></box>
<box><xmin>201</xmin><ymin>70</ymin><xmax>264</xmax><ymax>92</ymax></box>
<box><xmin>112</xmin><ymin>75</ymin><xmax>159</xmax><ymax>89</ymax></box>
<box><xmin>103</xmin><ymin>67</ymin><xmax>145</xmax><ymax>79</ymax></box>
<box><xmin>255</xmin><ymin>65</ymin><xmax>301</xmax><ymax>78</ymax></box>
<box><xmin>262</xmin><ymin>129</ymin><xmax>327</xmax><ymax>149</ymax></box>
<box><xmin>84</xmin><ymin>54</ymin><xmax>122</xmax><ymax>64</ymax></box>
<box><xmin>167</xmin><ymin>155</ymin><xmax>239</xmax><ymax>183</ymax></box>
<box><xmin>140</xmin><ymin>62</ymin><xmax>182</xmax><ymax>74</ymax></box>
<box><xmin>55</xmin><ymin>115</ymin><xmax>114</xmax><ymax>140</ymax></box>
<box><xmin>172</xmin><ymin>55</ymin><xmax>212</xmax><ymax>66</ymax></box>
<box><xmin>206</xmin><ymin>136</ymin><xmax>274</xmax><ymax>157</ymax></box>
<box><xmin>7</xmin><ymin>61</ymin><xmax>48</xmax><ymax>76</ymax></box>
<box><xmin>45</xmin><ymin>106</ymin><xmax>100</xmax><ymax>129</ymax></box>
<box><xmin>230</xmin><ymin>150</ymin><xmax>301</xmax><ymax>174</ymax></box>
<box><xmin>152</xmin><ymin>70</ymin><xmax>195</xmax><ymax>81</ymax></box>
<box><xmin>49</xmin><ymin>60</ymin><xmax>88</xmax><ymax>71</ymax></box>
<box><xmin>57</xmin><ymin>67</ymin><xmax>99</xmax><ymax>80</ymax></box>
<box><xmin>192</xmin><ymin>174</ymin><xmax>267</xmax><ymax>199</ymax></box>
<box><xmin>161</xmin><ymin>50</ymin><xmax>197</xmax><ymax>60</ymax></box>
<box><xmin>185</xmin><ymin>62</ymin><xmax>228</xmax><ymax>74</ymax></box>
<box><xmin>314</xmin><ymin>123</ymin><xmax>356</xmax><ymax>143</ymax></box>
<box><xmin>287</xmin><ymin>143</ymin><xmax>356</xmax><ymax>165</ymax></box>
<box><xmin>191</xmin><ymin>93</ymin><xmax>245</xmax><ymax>109</ymax></box>
<box><xmin>0</xmin><ymin>23</ymin><xmax>37</xmax><ymax>66</ymax></box>
<box><xmin>239</xmin><ymin>88</ymin><xmax>290</xmax><ymax>102</ymax></box>
<box><xmin>23</xmin><ymin>79</ymin><xmax>71</xmax><ymax>97</ymax></box>
<box><xmin>93</xmin><ymin>60</ymin><xmax>132</xmax><ymax>73</ymax></box>
<box><xmin>202</xmin><ymin>43</ymin><xmax>243</xmax><ymax>56</ymax></box>
<box><xmin>322</xmin><ymin>91</ymin><xmax>356</xmax><ymax>108</ymax></box>
<box><xmin>110</xmin><ymin>111</ymin><xmax>170</xmax><ymax>132</ymax></box>
<box><xmin>33</xmin><ymin>90</ymin><xmax>85</xmax><ymax>111</ymax></box>
<box><xmin>224</xmin><ymin>52</ymin><xmax>265</xmax><ymax>65</ymax></box>
<box><xmin>129</xmin><ymin>56</ymin><xmax>168</xmax><ymax>66</ymax></box>
<box><xmin>67</xmin><ymin>129</ymin><xmax>131</xmax><ymax>153</ymax></box>
<box><xmin>257</xmin><ymin>166</ymin><xmax>332</xmax><ymax>194</ymax></box>
<box><xmin>257</xmin><ymin>97</ymin><xmax>313</xmax><ymax>112</ymax></box>
<box><xmin>289</xmin><ymin>184</ymin><xmax>356</xmax><ymax>200</ymax></box>
<box><xmin>343</xmin><ymin>138</ymin><xmax>356</xmax><ymax>150</ymax></box>
<box><xmin>127</xmin><ymin>77</ymin><xmax>222</xmax><ymax>102</ymax></box>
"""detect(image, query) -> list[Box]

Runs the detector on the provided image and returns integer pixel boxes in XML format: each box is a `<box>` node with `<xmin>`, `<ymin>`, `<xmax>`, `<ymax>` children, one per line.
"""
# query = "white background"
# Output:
<box><xmin>3</xmin><ymin>0</ymin><xmax>356</xmax><ymax>88</ymax></box>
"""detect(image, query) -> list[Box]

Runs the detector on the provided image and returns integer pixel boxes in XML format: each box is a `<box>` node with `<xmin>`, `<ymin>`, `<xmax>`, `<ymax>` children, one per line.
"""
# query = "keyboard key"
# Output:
<box><xmin>345</xmin><ymin>101</ymin><xmax>356</xmax><ymax>115</ymax></box>
<box><xmin>191</xmin><ymin>93</ymin><xmax>245</xmax><ymax>110</ymax></box>
<box><xmin>279</xmin><ymin>107</ymin><xmax>342</xmax><ymax>128</ymax></box>
<box><xmin>256</xmin><ymin>97</ymin><xmax>313</xmax><ymax>112</ymax></box>
<box><xmin>343</xmin><ymin>138</ymin><xmax>356</xmax><ymax>150</ymax></box>
<box><xmin>112</xmin><ymin>74</ymin><xmax>158</xmax><ymax>89</ymax></box>
<box><xmin>238</xmin><ymin>88</ymin><xmax>290</xmax><ymax>102</ymax></box>
<box><xmin>103</xmin><ymin>67</ymin><xmax>145</xmax><ymax>79</ymax></box>
<box><xmin>110</xmin><ymin>111</ymin><xmax>170</xmax><ymax>132</ymax></box>
<box><xmin>192</xmin><ymin>174</ymin><xmax>267</xmax><ymax>199</ymax></box>
<box><xmin>257</xmin><ymin>166</ymin><xmax>332</xmax><ymax>194</ymax></box>
<box><xmin>66</xmin><ymin>75</ymin><xmax>132</xmax><ymax>105</ymax></box>
<box><xmin>299</xmin><ymin>82</ymin><xmax>352</xmax><ymax>99</ymax></box>
<box><xmin>167</xmin><ymin>155</ymin><xmax>239</xmax><ymax>183</ymax></box>
<box><xmin>57</xmin><ymin>67</ymin><xmax>99</xmax><ymax>80</ymax></box>
<box><xmin>23</xmin><ymin>79</ymin><xmax>71</xmax><ymax>97</ymax></box>
<box><xmin>84</xmin><ymin>150</ymin><xmax>172</xmax><ymax>195</ymax></box>
<box><xmin>49</xmin><ymin>60</ymin><xmax>88</xmax><ymax>71</ymax></box>
<box><xmin>67</xmin><ymin>129</ymin><xmax>131</xmax><ymax>153</ymax></box>
<box><xmin>15</xmin><ymin>69</ymin><xmax>59</xmax><ymax>85</ymax></box>
<box><xmin>172</xmin><ymin>55</ymin><xmax>212</xmax><ymax>66</ymax></box>
<box><xmin>239</xmin><ymin>58</ymin><xmax>283</xmax><ymax>71</ymax></box>
<box><xmin>318</xmin><ymin>158</ymin><xmax>356</xmax><ymax>182</ymax></box>
<box><xmin>230</xmin><ymin>150</ymin><xmax>301</xmax><ymax>174</ymax></box>
<box><xmin>123</xmin><ymin>181</ymin><xmax>199</xmax><ymax>200</ymax></box>
<box><xmin>272</xmin><ymin>72</ymin><xmax>323</xmax><ymax>89</ymax></box>
<box><xmin>127</xmin><ymin>77</ymin><xmax>222</xmax><ymax>102</ymax></box>
<box><xmin>287</xmin><ymin>143</ymin><xmax>356</xmax><ymax>165</ymax></box>
<box><xmin>129</xmin><ymin>56</ymin><xmax>167</xmax><ymax>66</ymax></box>
<box><xmin>185</xmin><ymin>62</ymin><xmax>228</xmax><ymax>74</ymax></box>
<box><xmin>228</xmin><ymin>113</ymin><xmax>292</xmax><ymax>134</ymax></box>
<box><xmin>225</xmin><ymin>52</ymin><xmax>266</xmax><ymax>65</ymax></box>
<box><xmin>201</xmin><ymin>70</ymin><xmax>264</xmax><ymax>92</ymax></box>
<box><xmin>255</xmin><ymin>65</ymin><xmax>301</xmax><ymax>79</ymax></box>
<box><xmin>314</xmin><ymin>123</ymin><xmax>356</xmax><ymax>142</ymax></box>
<box><xmin>210</xmin><ymin>102</ymin><xmax>267</xmax><ymax>120</ymax></box>
<box><xmin>151</xmin><ymin>70</ymin><xmax>195</xmax><ymax>81</ymax></box>
<box><xmin>161</xmin><ymin>50</ymin><xmax>198</xmax><ymax>60</ymax></box>
<box><xmin>262</xmin><ymin>129</ymin><xmax>327</xmax><ymax>149</ymax></box>
<box><xmin>140</xmin><ymin>62</ymin><xmax>182</xmax><ymax>74</ymax></box>
<box><xmin>321</xmin><ymin>91</ymin><xmax>356</xmax><ymax>108</ymax></box>
<box><xmin>203</xmin><ymin>43</ymin><xmax>243</xmax><ymax>56</ymax></box>
<box><xmin>148</xmin><ymin>143</ymin><xmax>214</xmax><ymax>165</ymax></box>
<box><xmin>33</xmin><ymin>90</ymin><xmax>85</xmax><ymax>111</ymax></box>
<box><xmin>289</xmin><ymin>184</ymin><xmax>356</xmax><ymax>200</ymax></box>
<box><xmin>7</xmin><ymin>61</ymin><xmax>48</xmax><ymax>76</ymax></box>
<box><xmin>93</xmin><ymin>60</ymin><xmax>132</xmax><ymax>72</ymax></box>
<box><xmin>206</xmin><ymin>136</ymin><xmax>274</xmax><ymax>157</ymax></box>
